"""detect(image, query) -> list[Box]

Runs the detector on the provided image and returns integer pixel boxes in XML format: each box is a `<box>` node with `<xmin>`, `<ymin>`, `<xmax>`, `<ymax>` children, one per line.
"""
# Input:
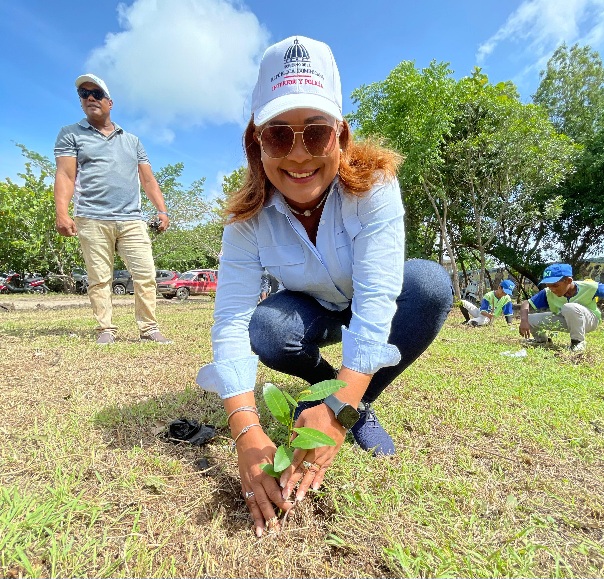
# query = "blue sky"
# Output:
<box><xmin>2</xmin><ymin>0</ymin><xmax>604</xmax><ymax>199</ymax></box>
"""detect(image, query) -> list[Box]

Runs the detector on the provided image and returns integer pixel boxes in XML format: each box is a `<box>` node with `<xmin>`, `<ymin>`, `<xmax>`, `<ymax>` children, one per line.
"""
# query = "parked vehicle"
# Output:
<box><xmin>0</xmin><ymin>272</ymin><xmax>49</xmax><ymax>294</ymax></box>
<box><xmin>112</xmin><ymin>270</ymin><xmax>180</xmax><ymax>295</ymax></box>
<box><xmin>157</xmin><ymin>269</ymin><xmax>218</xmax><ymax>300</ymax></box>
<box><xmin>78</xmin><ymin>274</ymin><xmax>89</xmax><ymax>294</ymax></box>
<box><xmin>460</xmin><ymin>280</ymin><xmax>480</xmax><ymax>305</ymax></box>
<box><xmin>72</xmin><ymin>268</ymin><xmax>88</xmax><ymax>293</ymax></box>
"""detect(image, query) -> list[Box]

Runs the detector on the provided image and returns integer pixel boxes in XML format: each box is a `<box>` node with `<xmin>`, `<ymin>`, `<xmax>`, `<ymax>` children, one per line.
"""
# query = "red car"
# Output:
<box><xmin>157</xmin><ymin>269</ymin><xmax>218</xmax><ymax>300</ymax></box>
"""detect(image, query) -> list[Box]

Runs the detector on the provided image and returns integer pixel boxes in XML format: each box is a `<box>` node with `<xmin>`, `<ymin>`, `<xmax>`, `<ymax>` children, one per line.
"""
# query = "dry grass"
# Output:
<box><xmin>1</xmin><ymin>296</ymin><xmax>603</xmax><ymax>578</ymax></box>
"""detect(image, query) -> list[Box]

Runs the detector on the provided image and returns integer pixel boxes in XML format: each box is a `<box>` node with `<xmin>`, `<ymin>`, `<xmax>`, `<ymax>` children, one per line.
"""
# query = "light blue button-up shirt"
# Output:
<box><xmin>197</xmin><ymin>176</ymin><xmax>405</xmax><ymax>399</ymax></box>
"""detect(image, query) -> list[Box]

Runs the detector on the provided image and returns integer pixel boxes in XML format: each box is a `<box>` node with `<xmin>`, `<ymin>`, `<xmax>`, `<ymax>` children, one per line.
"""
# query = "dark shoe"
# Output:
<box><xmin>459</xmin><ymin>305</ymin><xmax>470</xmax><ymax>322</ymax></box>
<box><xmin>96</xmin><ymin>332</ymin><xmax>115</xmax><ymax>345</ymax></box>
<box><xmin>140</xmin><ymin>331</ymin><xmax>172</xmax><ymax>344</ymax></box>
<box><xmin>350</xmin><ymin>402</ymin><xmax>395</xmax><ymax>457</ymax></box>
<box><xmin>295</xmin><ymin>399</ymin><xmax>395</xmax><ymax>456</ymax></box>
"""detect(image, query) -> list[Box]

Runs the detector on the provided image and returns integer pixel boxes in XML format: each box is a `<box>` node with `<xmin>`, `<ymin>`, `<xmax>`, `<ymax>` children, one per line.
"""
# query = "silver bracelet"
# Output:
<box><xmin>157</xmin><ymin>210</ymin><xmax>169</xmax><ymax>216</ymax></box>
<box><xmin>233</xmin><ymin>423</ymin><xmax>261</xmax><ymax>444</ymax></box>
<box><xmin>227</xmin><ymin>405</ymin><xmax>259</xmax><ymax>424</ymax></box>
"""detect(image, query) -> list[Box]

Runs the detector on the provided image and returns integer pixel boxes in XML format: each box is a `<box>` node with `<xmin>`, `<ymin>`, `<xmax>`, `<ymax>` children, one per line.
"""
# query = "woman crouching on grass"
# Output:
<box><xmin>197</xmin><ymin>35</ymin><xmax>453</xmax><ymax>536</ymax></box>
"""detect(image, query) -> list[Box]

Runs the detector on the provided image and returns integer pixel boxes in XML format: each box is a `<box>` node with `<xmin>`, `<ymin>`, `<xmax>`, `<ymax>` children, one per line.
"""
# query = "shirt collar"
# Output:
<box><xmin>78</xmin><ymin>118</ymin><xmax>123</xmax><ymax>134</ymax></box>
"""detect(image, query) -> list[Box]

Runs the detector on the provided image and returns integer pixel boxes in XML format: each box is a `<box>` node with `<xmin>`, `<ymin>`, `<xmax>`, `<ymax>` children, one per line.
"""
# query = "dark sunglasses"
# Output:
<box><xmin>258</xmin><ymin>124</ymin><xmax>339</xmax><ymax>159</ymax></box>
<box><xmin>77</xmin><ymin>87</ymin><xmax>107</xmax><ymax>100</ymax></box>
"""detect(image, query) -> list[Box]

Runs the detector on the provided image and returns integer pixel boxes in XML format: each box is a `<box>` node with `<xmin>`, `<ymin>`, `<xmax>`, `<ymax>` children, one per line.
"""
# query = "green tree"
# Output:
<box><xmin>349</xmin><ymin>63</ymin><xmax>576</xmax><ymax>297</ymax></box>
<box><xmin>533</xmin><ymin>43</ymin><xmax>604</xmax><ymax>266</ymax></box>
<box><xmin>349</xmin><ymin>60</ymin><xmax>462</xmax><ymax>294</ymax></box>
<box><xmin>0</xmin><ymin>145</ymin><xmax>82</xmax><ymax>277</ymax></box>
<box><xmin>533</xmin><ymin>43</ymin><xmax>604</xmax><ymax>141</ymax></box>
<box><xmin>151</xmin><ymin>166</ymin><xmax>245</xmax><ymax>270</ymax></box>
<box><xmin>445</xmin><ymin>70</ymin><xmax>577</xmax><ymax>295</ymax></box>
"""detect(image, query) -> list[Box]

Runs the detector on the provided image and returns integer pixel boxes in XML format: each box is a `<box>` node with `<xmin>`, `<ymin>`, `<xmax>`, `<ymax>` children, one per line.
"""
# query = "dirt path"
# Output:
<box><xmin>0</xmin><ymin>295</ymin><xmax>127</xmax><ymax>311</ymax></box>
<box><xmin>0</xmin><ymin>294</ymin><xmax>211</xmax><ymax>312</ymax></box>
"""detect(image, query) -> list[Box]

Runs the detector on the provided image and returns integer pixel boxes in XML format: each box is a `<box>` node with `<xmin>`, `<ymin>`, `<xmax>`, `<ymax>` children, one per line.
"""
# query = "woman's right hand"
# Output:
<box><xmin>236</xmin><ymin>427</ymin><xmax>295</xmax><ymax>537</ymax></box>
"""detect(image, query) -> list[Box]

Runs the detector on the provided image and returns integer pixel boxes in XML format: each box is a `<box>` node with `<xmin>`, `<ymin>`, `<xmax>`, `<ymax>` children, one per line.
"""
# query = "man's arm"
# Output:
<box><xmin>139</xmin><ymin>164</ymin><xmax>169</xmax><ymax>231</ymax></box>
<box><xmin>518</xmin><ymin>300</ymin><xmax>531</xmax><ymax>338</ymax></box>
<box><xmin>54</xmin><ymin>156</ymin><xmax>78</xmax><ymax>237</ymax></box>
<box><xmin>479</xmin><ymin>296</ymin><xmax>494</xmax><ymax>320</ymax></box>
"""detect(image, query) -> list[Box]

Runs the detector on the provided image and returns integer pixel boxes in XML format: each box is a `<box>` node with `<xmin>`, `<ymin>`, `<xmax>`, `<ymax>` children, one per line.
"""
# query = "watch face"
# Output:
<box><xmin>337</xmin><ymin>405</ymin><xmax>360</xmax><ymax>429</ymax></box>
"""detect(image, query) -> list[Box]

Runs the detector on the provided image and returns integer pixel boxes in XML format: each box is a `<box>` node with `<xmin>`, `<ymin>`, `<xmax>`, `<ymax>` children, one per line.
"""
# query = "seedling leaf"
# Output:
<box><xmin>263</xmin><ymin>383</ymin><xmax>290</xmax><ymax>426</ymax></box>
<box><xmin>283</xmin><ymin>390</ymin><xmax>297</xmax><ymax>408</ymax></box>
<box><xmin>298</xmin><ymin>379</ymin><xmax>344</xmax><ymax>402</ymax></box>
<box><xmin>260</xmin><ymin>463</ymin><xmax>280</xmax><ymax>478</ymax></box>
<box><xmin>291</xmin><ymin>427</ymin><xmax>336</xmax><ymax>449</ymax></box>
<box><xmin>273</xmin><ymin>445</ymin><xmax>293</xmax><ymax>472</ymax></box>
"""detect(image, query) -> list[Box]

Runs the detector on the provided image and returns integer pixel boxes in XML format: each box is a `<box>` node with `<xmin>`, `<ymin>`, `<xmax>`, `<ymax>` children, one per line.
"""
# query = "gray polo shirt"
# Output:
<box><xmin>54</xmin><ymin>119</ymin><xmax>150</xmax><ymax>220</ymax></box>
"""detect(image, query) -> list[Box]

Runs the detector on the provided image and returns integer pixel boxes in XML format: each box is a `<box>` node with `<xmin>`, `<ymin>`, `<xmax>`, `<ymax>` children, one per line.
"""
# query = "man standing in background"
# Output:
<box><xmin>54</xmin><ymin>73</ymin><xmax>171</xmax><ymax>345</ymax></box>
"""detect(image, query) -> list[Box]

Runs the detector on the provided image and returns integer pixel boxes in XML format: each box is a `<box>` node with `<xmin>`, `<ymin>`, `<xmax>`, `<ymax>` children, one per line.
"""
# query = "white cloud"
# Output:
<box><xmin>85</xmin><ymin>0</ymin><xmax>269</xmax><ymax>143</ymax></box>
<box><xmin>477</xmin><ymin>0</ymin><xmax>604</xmax><ymax>67</ymax></box>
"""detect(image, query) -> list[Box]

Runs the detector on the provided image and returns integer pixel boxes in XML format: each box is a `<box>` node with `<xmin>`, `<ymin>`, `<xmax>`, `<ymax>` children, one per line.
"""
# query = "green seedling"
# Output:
<box><xmin>260</xmin><ymin>379</ymin><xmax>344</xmax><ymax>478</ymax></box>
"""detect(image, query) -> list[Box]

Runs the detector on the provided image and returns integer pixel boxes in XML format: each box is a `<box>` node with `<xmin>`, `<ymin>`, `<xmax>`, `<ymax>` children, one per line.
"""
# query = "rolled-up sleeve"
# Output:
<box><xmin>342</xmin><ymin>327</ymin><xmax>401</xmax><ymax>374</ymax></box>
<box><xmin>54</xmin><ymin>127</ymin><xmax>78</xmax><ymax>158</ymax></box>
<box><xmin>196</xmin><ymin>355</ymin><xmax>259</xmax><ymax>399</ymax></box>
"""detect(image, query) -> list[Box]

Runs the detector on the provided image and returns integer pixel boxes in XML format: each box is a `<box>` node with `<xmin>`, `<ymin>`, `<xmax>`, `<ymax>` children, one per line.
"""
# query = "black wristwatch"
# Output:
<box><xmin>323</xmin><ymin>395</ymin><xmax>360</xmax><ymax>430</ymax></box>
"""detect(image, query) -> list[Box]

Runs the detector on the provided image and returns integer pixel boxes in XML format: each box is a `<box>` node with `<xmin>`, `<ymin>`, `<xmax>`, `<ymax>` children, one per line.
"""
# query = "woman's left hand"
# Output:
<box><xmin>279</xmin><ymin>403</ymin><xmax>347</xmax><ymax>501</ymax></box>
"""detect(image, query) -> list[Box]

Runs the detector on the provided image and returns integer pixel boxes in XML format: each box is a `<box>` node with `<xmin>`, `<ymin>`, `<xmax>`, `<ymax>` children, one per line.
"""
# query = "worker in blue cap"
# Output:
<box><xmin>459</xmin><ymin>279</ymin><xmax>516</xmax><ymax>327</ymax></box>
<box><xmin>519</xmin><ymin>263</ymin><xmax>604</xmax><ymax>352</ymax></box>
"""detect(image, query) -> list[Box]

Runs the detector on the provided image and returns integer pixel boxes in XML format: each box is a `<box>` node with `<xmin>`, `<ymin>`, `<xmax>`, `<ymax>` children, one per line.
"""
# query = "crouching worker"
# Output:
<box><xmin>460</xmin><ymin>280</ymin><xmax>515</xmax><ymax>327</ymax></box>
<box><xmin>519</xmin><ymin>263</ymin><xmax>604</xmax><ymax>352</ymax></box>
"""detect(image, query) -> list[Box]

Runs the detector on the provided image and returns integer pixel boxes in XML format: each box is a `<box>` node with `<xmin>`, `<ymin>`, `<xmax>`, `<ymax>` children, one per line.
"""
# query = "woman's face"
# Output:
<box><xmin>256</xmin><ymin>108</ymin><xmax>340</xmax><ymax>205</ymax></box>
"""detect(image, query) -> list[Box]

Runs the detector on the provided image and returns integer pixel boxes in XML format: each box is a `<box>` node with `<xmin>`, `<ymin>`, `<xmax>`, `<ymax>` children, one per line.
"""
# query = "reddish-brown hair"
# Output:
<box><xmin>224</xmin><ymin>118</ymin><xmax>402</xmax><ymax>223</ymax></box>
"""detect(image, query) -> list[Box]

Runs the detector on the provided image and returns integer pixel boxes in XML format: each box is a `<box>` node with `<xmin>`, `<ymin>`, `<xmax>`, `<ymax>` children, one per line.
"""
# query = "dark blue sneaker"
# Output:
<box><xmin>350</xmin><ymin>402</ymin><xmax>395</xmax><ymax>456</ymax></box>
<box><xmin>295</xmin><ymin>400</ymin><xmax>395</xmax><ymax>457</ymax></box>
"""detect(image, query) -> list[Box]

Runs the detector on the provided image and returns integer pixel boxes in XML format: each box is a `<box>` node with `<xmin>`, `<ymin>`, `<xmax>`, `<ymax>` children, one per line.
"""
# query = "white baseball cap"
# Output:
<box><xmin>75</xmin><ymin>73</ymin><xmax>111</xmax><ymax>98</ymax></box>
<box><xmin>251</xmin><ymin>36</ymin><xmax>342</xmax><ymax>126</ymax></box>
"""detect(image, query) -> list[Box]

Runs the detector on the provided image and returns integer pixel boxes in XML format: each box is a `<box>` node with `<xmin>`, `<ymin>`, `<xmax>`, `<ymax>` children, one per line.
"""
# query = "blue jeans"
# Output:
<box><xmin>249</xmin><ymin>259</ymin><xmax>453</xmax><ymax>402</ymax></box>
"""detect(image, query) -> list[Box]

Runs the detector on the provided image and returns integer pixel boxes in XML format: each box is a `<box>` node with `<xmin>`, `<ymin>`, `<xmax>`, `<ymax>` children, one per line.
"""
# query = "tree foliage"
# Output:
<box><xmin>446</xmin><ymin>70</ymin><xmax>577</xmax><ymax>290</ymax></box>
<box><xmin>0</xmin><ymin>145</ymin><xmax>82</xmax><ymax>276</ymax></box>
<box><xmin>349</xmin><ymin>60</ymin><xmax>462</xmax><ymax>292</ymax></box>
<box><xmin>533</xmin><ymin>43</ymin><xmax>604</xmax><ymax>142</ymax></box>
<box><xmin>0</xmin><ymin>145</ymin><xmax>231</xmax><ymax>280</ymax></box>
<box><xmin>533</xmin><ymin>43</ymin><xmax>604</xmax><ymax>267</ymax></box>
<box><xmin>349</xmin><ymin>62</ymin><xmax>578</xmax><ymax>295</ymax></box>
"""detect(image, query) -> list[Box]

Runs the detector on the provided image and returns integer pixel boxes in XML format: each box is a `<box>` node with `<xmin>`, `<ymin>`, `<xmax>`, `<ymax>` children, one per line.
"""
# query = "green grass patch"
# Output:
<box><xmin>0</xmin><ymin>299</ymin><xmax>603</xmax><ymax>577</ymax></box>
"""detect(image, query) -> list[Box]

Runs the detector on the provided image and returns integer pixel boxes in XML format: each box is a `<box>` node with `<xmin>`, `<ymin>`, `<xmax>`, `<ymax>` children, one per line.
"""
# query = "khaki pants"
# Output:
<box><xmin>75</xmin><ymin>218</ymin><xmax>158</xmax><ymax>336</ymax></box>
<box><xmin>529</xmin><ymin>303</ymin><xmax>600</xmax><ymax>342</ymax></box>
